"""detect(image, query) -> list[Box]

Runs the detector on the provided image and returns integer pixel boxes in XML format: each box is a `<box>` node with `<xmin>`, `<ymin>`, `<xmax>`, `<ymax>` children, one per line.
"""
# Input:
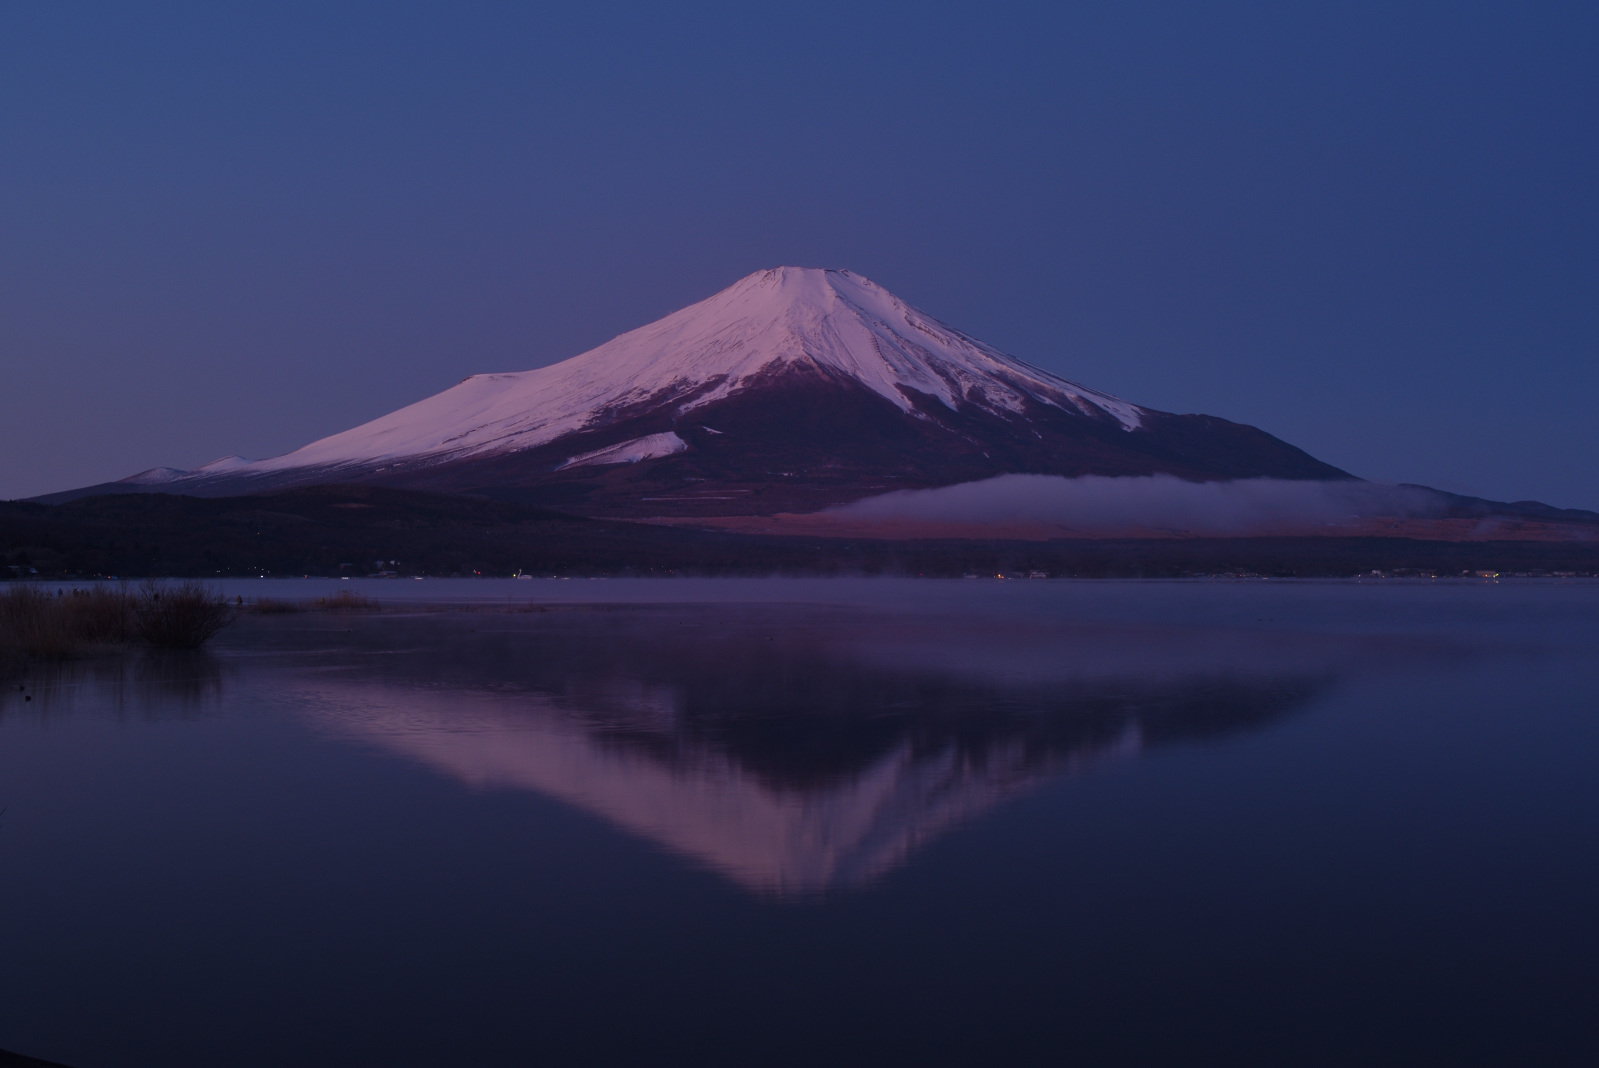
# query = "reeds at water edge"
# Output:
<box><xmin>132</xmin><ymin>581</ymin><xmax>236</xmax><ymax>649</ymax></box>
<box><xmin>0</xmin><ymin>581</ymin><xmax>236</xmax><ymax>665</ymax></box>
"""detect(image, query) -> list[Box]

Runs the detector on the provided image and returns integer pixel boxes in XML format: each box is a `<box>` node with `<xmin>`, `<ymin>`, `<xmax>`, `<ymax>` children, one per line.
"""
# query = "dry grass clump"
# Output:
<box><xmin>69</xmin><ymin>585</ymin><xmax>137</xmax><ymax>643</ymax></box>
<box><xmin>133</xmin><ymin>581</ymin><xmax>236</xmax><ymax>649</ymax></box>
<box><xmin>1</xmin><ymin>584</ymin><xmax>137</xmax><ymax>662</ymax></box>
<box><xmin>254</xmin><ymin>589</ymin><xmax>377</xmax><ymax>613</ymax></box>
<box><xmin>316</xmin><ymin>588</ymin><xmax>377</xmax><ymax>610</ymax></box>
<box><xmin>0</xmin><ymin>579</ymin><xmax>390</xmax><ymax>664</ymax></box>
<box><xmin>1</xmin><ymin>585</ymin><xmax>76</xmax><ymax>662</ymax></box>
<box><xmin>1</xmin><ymin>580</ymin><xmax>239</xmax><ymax>663</ymax></box>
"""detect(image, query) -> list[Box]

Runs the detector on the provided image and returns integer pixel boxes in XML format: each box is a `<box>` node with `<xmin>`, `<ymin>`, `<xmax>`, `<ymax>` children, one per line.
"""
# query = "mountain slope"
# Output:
<box><xmin>38</xmin><ymin>267</ymin><xmax>1351</xmax><ymax>514</ymax></box>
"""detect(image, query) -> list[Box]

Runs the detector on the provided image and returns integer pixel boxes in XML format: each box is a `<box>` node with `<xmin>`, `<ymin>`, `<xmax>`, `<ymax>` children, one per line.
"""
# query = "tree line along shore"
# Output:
<box><xmin>3</xmin><ymin>485</ymin><xmax>1598</xmax><ymax>582</ymax></box>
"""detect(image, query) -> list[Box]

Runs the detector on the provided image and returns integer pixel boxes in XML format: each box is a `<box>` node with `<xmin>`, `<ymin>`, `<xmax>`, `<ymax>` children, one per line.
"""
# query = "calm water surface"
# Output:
<box><xmin>2</xmin><ymin>578</ymin><xmax>1596</xmax><ymax>1066</ymax></box>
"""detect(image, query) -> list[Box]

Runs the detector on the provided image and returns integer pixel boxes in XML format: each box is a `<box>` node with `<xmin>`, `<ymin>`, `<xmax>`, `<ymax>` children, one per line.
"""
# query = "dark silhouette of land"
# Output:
<box><xmin>3</xmin><ymin>485</ymin><xmax>1597</xmax><ymax>579</ymax></box>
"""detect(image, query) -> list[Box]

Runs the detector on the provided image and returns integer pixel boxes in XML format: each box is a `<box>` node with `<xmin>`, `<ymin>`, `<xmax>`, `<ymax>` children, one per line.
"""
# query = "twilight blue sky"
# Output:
<box><xmin>4</xmin><ymin>1</ymin><xmax>1596</xmax><ymax>506</ymax></box>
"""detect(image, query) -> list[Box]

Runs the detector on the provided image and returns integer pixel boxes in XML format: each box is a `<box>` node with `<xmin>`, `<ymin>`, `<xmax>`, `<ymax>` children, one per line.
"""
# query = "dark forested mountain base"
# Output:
<box><xmin>363</xmin><ymin>374</ymin><xmax>1351</xmax><ymax>517</ymax></box>
<box><xmin>3</xmin><ymin>486</ymin><xmax>1597</xmax><ymax>579</ymax></box>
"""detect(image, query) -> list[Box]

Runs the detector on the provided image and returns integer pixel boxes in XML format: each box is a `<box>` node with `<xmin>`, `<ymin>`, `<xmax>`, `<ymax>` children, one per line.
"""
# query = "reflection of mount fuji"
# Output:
<box><xmin>292</xmin><ymin>609</ymin><xmax>1328</xmax><ymax>895</ymax></box>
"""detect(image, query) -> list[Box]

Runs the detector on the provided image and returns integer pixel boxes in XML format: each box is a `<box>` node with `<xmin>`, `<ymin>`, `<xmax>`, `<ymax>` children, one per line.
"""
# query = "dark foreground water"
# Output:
<box><xmin>2</xmin><ymin>578</ymin><xmax>1596</xmax><ymax>1067</ymax></box>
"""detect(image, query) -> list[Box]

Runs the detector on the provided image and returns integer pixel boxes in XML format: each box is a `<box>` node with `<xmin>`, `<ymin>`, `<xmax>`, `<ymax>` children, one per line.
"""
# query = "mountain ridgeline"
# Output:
<box><xmin>40</xmin><ymin>267</ymin><xmax>1349</xmax><ymax>515</ymax></box>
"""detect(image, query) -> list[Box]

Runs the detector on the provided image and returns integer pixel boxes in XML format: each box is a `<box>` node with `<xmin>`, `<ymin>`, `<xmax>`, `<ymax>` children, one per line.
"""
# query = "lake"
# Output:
<box><xmin>2</xmin><ymin>578</ymin><xmax>1596</xmax><ymax>1066</ymax></box>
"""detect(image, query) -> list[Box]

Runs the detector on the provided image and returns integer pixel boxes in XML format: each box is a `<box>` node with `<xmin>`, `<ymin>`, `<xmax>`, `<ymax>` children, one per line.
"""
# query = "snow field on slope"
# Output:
<box><xmin>150</xmin><ymin>268</ymin><xmax>1146</xmax><ymax>480</ymax></box>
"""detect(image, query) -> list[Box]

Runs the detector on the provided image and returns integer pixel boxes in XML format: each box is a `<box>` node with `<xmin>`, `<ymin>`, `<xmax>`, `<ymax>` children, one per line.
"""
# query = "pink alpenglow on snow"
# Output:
<box><xmin>53</xmin><ymin>266</ymin><xmax>1352</xmax><ymax>513</ymax></box>
<box><xmin>215</xmin><ymin>268</ymin><xmax>1145</xmax><ymax>475</ymax></box>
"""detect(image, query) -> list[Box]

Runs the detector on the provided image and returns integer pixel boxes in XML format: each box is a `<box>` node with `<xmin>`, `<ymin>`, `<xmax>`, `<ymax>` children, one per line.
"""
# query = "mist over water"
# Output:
<box><xmin>830</xmin><ymin>473</ymin><xmax>1451</xmax><ymax>532</ymax></box>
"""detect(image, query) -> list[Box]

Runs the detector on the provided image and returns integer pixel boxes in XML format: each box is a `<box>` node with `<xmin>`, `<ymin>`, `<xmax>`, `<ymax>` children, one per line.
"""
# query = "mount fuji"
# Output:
<box><xmin>47</xmin><ymin>267</ymin><xmax>1351</xmax><ymax>514</ymax></box>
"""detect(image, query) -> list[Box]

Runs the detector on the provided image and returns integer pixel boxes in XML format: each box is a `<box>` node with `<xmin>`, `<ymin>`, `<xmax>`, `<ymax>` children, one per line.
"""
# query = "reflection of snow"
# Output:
<box><xmin>300</xmin><ymin>685</ymin><xmax>1141</xmax><ymax>897</ymax></box>
<box><xmin>281</xmin><ymin>606</ymin><xmax>1338</xmax><ymax>898</ymax></box>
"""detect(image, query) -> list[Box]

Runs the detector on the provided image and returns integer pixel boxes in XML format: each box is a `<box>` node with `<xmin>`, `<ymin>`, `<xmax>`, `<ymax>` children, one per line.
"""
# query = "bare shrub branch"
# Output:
<box><xmin>133</xmin><ymin>581</ymin><xmax>236</xmax><ymax>649</ymax></box>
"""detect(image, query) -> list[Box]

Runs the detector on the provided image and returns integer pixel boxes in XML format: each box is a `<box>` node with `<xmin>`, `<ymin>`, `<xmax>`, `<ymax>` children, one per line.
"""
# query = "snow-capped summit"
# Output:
<box><xmin>241</xmin><ymin>267</ymin><xmax>1143</xmax><ymax>477</ymax></box>
<box><xmin>118</xmin><ymin>467</ymin><xmax>191</xmax><ymax>485</ymax></box>
<box><xmin>48</xmin><ymin>267</ymin><xmax>1350</xmax><ymax>513</ymax></box>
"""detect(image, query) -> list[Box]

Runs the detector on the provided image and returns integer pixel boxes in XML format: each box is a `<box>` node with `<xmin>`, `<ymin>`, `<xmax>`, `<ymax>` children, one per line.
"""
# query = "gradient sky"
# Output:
<box><xmin>4</xmin><ymin>1</ymin><xmax>1595</xmax><ymax>506</ymax></box>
